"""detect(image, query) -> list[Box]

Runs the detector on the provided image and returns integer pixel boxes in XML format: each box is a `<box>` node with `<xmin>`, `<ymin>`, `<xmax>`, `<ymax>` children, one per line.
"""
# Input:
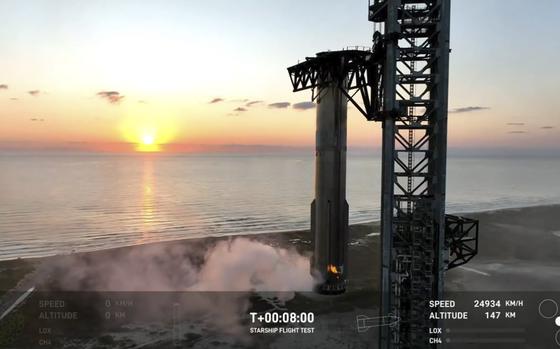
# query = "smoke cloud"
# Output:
<box><xmin>36</xmin><ymin>238</ymin><xmax>315</xmax><ymax>340</ymax></box>
<box><xmin>41</xmin><ymin>238</ymin><xmax>315</xmax><ymax>292</ymax></box>
<box><xmin>191</xmin><ymin>238</ymin><xmax>314</xmax><ymax>292</ymax></box>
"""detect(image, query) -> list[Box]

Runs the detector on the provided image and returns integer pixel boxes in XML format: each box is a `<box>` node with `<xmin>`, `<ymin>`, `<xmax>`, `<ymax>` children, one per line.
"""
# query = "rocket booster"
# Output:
<box><xmin>310</xmin><ymin>79</ymin><xmax>349</xmax><ymax>294</ymax></box>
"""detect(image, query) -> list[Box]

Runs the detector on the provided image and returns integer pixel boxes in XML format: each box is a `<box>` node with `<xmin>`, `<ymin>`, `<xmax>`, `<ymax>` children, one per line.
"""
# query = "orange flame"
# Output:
<box><xmin>327</xmin><ymin>264</ymin><xmax>339</xmax><ymax>274</ymax></box>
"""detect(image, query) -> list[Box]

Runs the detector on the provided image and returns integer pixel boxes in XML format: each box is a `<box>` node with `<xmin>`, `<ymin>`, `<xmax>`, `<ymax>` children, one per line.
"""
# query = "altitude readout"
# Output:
<box><xmin>473</xmin><ymin>299</ymin><xmax>524</xmax><ymax>320</ymax></box>
<box><xmin>471</xmin><ymin>299</ymin><xmax>525</xmax><ymax>321</ymax></box>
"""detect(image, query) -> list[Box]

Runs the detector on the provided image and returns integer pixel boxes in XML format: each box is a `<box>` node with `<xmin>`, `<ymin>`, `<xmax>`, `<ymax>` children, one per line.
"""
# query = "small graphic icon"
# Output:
<box><xmin>537</xmin><ymin>299</ymin><xmax>560</xmax><ymax>347</ymax></box>
<box><xmin>356</xmin><ymin>314</ymin><xmax>399</xmax><ymax>333</ymax></box>
<box><xmin>538</xmin><ymin>299</ymin><xmax>559</xmax><ymax>319</ymax></box>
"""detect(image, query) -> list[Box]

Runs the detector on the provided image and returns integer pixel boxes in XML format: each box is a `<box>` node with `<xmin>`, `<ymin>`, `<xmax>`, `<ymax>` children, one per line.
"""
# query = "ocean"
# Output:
<box><xmin>1</xmin><ymin>151</ymin><xmax>559</xmax><ymax>260</ymax></box>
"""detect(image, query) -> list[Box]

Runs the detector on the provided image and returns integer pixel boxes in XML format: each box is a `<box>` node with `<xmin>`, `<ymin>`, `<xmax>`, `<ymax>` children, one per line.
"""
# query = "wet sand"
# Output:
<box><xmin>7</xmin><ymin>203</ymin><xmax>554</xmax><ymax>293</ymax></box>
<box><xmin>446</xmin><ymin>205</ymin><xmax>560</xmax><ymax>291</ymax></box>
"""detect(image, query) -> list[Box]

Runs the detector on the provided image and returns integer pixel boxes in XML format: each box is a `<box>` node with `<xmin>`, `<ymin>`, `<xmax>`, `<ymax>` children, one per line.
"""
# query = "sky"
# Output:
<box><xmin>0</xmin><ymin>0</ymin><xmax>559</xmax><ymax>152</ymax></box>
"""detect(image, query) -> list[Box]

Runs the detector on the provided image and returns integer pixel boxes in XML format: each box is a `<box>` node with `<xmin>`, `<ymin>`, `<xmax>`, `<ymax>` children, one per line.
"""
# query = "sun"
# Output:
<box><xmin>120</xmin><ymin>114</ymin><xmax>175</xmax><ymax>152</ymax></box>
<box><xmin>137</xmin><ymin>132</ymin><xmax>160</xmax><ymax>152</ymax></box>
<box><xmin>142</xmin><ymin>134</ymin><xmax>155</xmax><ymax>145</ymax></box>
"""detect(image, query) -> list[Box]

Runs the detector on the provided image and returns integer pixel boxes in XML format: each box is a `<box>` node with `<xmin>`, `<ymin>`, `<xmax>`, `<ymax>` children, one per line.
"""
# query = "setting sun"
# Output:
<box><xmin>137</xmin><ymin>133</ymin><xmax>160</xmax><ymax>152</ymax></box>
<box><xmin>142</xmin><ymin>134</ymin><xmax>155</xmax><ymax>145</ymax></box>
<box><xmin>119</xmin><ymin>112</ymin><xmax>177</xmax><ymax>152</ymax></box>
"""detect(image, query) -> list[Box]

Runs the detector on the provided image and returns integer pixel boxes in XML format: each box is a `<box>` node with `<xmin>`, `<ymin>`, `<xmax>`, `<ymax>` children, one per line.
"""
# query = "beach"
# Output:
<box><xmin>1</xmin><ymin>204</ymin><xmax>559</xmax><ymax>348</ymax></box>
<box><xmin>3</xmin><ymin>204</ymin><xmax>560</xmax><ymax>292</ymax></box>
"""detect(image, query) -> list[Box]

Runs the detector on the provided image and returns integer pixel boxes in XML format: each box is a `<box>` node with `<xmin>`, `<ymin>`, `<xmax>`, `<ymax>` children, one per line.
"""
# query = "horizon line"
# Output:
<box><xmin>1</xmin><ymin>141</ymin><xmax>560</xmax><ymax>157</ymax></box>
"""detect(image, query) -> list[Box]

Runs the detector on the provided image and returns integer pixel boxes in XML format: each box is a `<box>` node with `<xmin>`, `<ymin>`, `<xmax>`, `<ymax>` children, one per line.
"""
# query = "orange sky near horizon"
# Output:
<box><xmin>0</xmin><ymin>0</ymin><xmax>558</xmax><ymax>153</ymax></box>
<box><xmin>1</xmin><ymin>87</ymin><xmax>557</xmax><ymax>153</ymax></box>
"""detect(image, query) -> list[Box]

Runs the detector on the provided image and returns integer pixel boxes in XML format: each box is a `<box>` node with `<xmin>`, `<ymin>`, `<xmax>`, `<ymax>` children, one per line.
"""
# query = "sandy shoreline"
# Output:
<box><xmin>1</xmin><ymin>204</ymin><xmax>560</xmax><ymax>293</ymax></box>
<box><xmin>1</xmin><ymin>204</ymin><xmax>559</xmax><ymax>348</ymax></box>
<box><xmin>3</xmin><ymin>201</ymin><xmax>558</xmax><ymax>264</ymax></box>
<box><xmin>0</xmin><ymin>201</ymin><xmax>557</xmax><ymax>262</ymax></box>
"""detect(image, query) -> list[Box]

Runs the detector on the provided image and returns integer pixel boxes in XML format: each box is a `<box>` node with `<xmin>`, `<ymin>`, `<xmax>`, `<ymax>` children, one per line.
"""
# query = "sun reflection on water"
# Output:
<box><xmin>139</xmin><ymin>158</ymin><xmax>155</xmax><ymax>243</ymax></box>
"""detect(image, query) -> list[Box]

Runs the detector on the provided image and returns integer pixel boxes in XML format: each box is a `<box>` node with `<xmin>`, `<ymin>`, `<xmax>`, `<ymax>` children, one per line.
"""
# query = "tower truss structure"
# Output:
<box><xmin>287</xmin><ymin>0</ymin><xmax>479</xmax><ymax>347</ymax></box>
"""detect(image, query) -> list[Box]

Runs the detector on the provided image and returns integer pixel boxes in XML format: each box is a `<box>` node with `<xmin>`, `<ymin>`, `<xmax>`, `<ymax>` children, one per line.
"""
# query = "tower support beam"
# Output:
<box><xmin>379</xmin><ymin>1</ymin><xmax>400</xmax><ymax>347</ymax></box>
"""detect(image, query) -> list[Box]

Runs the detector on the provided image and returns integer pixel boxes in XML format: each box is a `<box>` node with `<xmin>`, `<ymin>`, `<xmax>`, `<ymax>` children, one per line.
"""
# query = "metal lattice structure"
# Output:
<box><xmin>288</xmin><ymin>48</ymin><xmax>384</xmax><ymax>121</ymax></box>
<box><xmin>288</xmin><ymin>0</ymin><xmax>479</xmax><ymax>347</ymax></box>
<box><xmin>445</xmin><ymin>214</ymin><xmax>479</xmax><ymax>269</ymax></box>
<box><xmin>370</xmin><ymin>1</ymin><xmax>451</xmax><ymax>347</ymax></box>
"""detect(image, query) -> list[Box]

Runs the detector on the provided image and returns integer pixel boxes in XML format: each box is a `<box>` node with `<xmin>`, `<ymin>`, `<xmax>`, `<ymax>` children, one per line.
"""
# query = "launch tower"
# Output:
<box><xmin>288</xmin><ymin>1</ymin><xmax>479</xmax><ymax>347</ymax></box>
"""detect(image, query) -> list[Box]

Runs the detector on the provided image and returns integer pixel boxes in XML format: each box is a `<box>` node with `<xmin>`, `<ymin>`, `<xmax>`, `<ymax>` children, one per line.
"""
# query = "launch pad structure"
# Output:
<box><xmin>288</xmin><ymin>0</ymin><xmax>479</xmax><ymax>348</ymax></box>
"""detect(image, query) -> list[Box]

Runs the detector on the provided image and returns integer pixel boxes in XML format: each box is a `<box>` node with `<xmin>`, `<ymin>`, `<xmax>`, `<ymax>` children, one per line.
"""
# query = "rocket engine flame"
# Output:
<box><xmin>327</xmin><ymin>264</ymin><xmax>340</xmax><ymax>274</ymax></box>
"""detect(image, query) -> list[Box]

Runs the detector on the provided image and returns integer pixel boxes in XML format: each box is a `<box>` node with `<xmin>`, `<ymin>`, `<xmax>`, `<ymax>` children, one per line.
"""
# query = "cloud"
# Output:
<box><xmin>293</xmin><ymin>101</ymin><xmax>316</xmax><ymax>110</ymax></box>
<box><xmin>191</xmin><ymin>238</ymin><xmax>315</xmax><ymax>292</ymax></box>
<box><xmin>506</xmin><ymin>122</ymin><xmax>525</xmax><ymax>126</ymax></box>
<box><xmin>29</xmin><ymin>118</ymin><xmax>45</xmax><ymax>122</ymax></box>
<box><xmin>230</xmin><ymin>98</ymin><xmax>248</xmax><ymax>103</ymax></box>
<box><xmin>43</xmin><ymin>238</ymin><xmax>315</xmax><ymax>292</ymax></box>
<box><xmin>227</xmin><ymin>107</ymin><xmax>249</xmax><ymax>116</ymax></box>
<box><xmin>0</xmin><ymin>84</ymin><xmax>7</xmax><ymax>90</ymax></box>
<box><xmin>268</xmin><ymin>102</ymin><xmax>291</xmax><ymax>109</ymax></box>
<box><xmin>449</xmin><ymin>106</ymin><xmax>490</xmax><ymax>114</ymax></box>
<box><xmin>97</xmin><ymin>91</ymin><xmax>124</xmax><ymax>104</ymax></box>
<box><xmin>28</xmin><ymin>90</ymin><xmax>40</xmax><ymax>97</ymax></box>
<box><xmin>37</xmin><ymin>237</ymin><xmax>316</xmax><ymax>337</ymax></box>
<box><xmin>138</xmin><ymin>100</ymin><xmax>148</xmax><ymax>104</ymax></box>
<box><xmin>209</xmin><ymin>97</ymin><xmax>224</xmax><ymax>104</ymax></box>
<box><xmin>541</xmin><ymin>126</ymin><xmax>555</xmax><ymax>129</ymax></box>
<box><xmin>10</xmin><ymin>98</ymin><xmax>18</xmax><ymax>101</ymax></box>
<box><xmin>246</xmin><ymin>100</ymin><xmax>263</xmax><ymax>107</ymax></box>
<box><xmin>508</xmin><ymin>131</ymin><xmax>526</xmax><ymax>134</ymax></box>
